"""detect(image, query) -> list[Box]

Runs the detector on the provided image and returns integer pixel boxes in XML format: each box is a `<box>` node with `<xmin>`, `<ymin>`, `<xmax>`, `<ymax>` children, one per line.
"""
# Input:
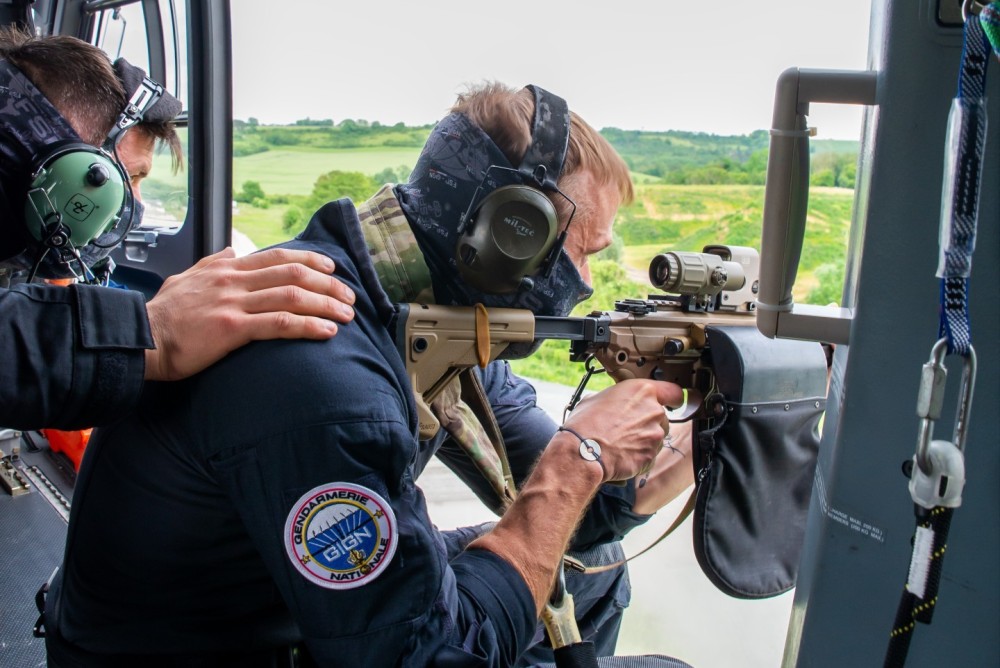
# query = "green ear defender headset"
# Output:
<box><xmin>23</xmin><ymin>67</ymin><xmax>164</xmax><ymax>254</ymax></box>
<box><xmin>24</xmin><ymin>142</ymin><xmax>127</xmax><ymax>249</ymax></box>
<box><xmin>455</xmin><ymin>85</ymin><xmax>577</xmax><ymax>294</ymax></box>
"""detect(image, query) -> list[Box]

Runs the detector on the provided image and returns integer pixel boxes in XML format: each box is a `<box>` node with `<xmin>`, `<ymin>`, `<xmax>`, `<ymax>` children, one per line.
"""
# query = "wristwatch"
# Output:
<box><xmin>557</xmin><ymin>425</ymin><xmax>607</xmax><ymax>480</ymax></box>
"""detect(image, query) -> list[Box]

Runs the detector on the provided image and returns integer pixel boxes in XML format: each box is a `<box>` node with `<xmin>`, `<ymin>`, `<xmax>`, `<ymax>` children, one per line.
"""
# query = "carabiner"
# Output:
<box><xmin>563</xmin><ymin>355</ymin><xmax>605</xmax><ymax>422</ymax></box>
<box><xmin>963</xmin><ymin>0</ymin><xmax>985</xmax><ymax>22</ymax></box>
<box><xmin>541</xmin><ymin>565</ymin><xmax>583</xmax><ymax>649</ymax></box>
<box><xmin>914</xmin><ymin>338</ymin><xmax>976</xmax><ymax>474</ymax></box>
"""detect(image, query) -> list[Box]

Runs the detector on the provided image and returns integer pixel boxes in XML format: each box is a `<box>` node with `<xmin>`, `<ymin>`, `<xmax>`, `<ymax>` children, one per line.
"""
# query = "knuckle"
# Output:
<box><xmin>262</xmin><ymin>247</ymin><xmax>292</xmax><ymax>263</ymax></box>
<box><xmin>216</xmin><ymin>311</ymin><xmax>241</xmax><ymax>333</ymax></box>
<box><xmin>274</xmin><ymin>311</ymin><xmax>296</xmax><ymax>332</ymax></box>
<box><xmin>211</xmin><ymin>270</ymin><xmax>237</xmax><ymax>290</ymax></box>
<box><xmin>282</xmin><ymin>285</ymin><xmax>306</xmax><ymax>306</ymax></box>
<box><xmin>284</xmin><ymin>262</ymin><xmax>310</xmax><ymax>283</ymax></box>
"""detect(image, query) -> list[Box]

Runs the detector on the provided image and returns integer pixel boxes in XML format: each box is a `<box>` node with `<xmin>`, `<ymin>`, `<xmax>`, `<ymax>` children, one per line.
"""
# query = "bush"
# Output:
<box><xmin>811</xmin><ymin>169</ymin><xmax>836</xmax><ymax>187</ymax></box>
<box><xmin>595</xmin><ymin>232</ymin><xmax>624</xmax><ymax>263</ymax></box>
<box><xmin>235</xmin><ymin>180</ymin><xmax>266</xmax><ymax>203</ymax></box>
<box><xmin>282</xmin><ymin>206</ymin><xmax>306</xmax><ymax>234</ymax></box>
<box><xmin>373</xmin><ymin>164</ymin><xmax>413</xmax><ymax>185</ymax></box>
<box><xmin>805</xmin><ymin>259</ymin><xmax>846</xmax><ymax>306</ymax></box>
<box><xmin>233</xmin><ymin>137</ymin><xmax>269</xmax><ymax>157</ymax></box>
<box><xmin>307</xmin><ymin>170</ymin><xmax>378</xmax><ymax>210</ymax></box>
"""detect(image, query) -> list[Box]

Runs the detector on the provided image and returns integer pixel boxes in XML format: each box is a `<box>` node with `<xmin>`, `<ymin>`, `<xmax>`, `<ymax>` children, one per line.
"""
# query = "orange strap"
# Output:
<box><xmin>474</xmin><ymin>303</ymin><xmax>490</xmax><ymax>368</ymax></box>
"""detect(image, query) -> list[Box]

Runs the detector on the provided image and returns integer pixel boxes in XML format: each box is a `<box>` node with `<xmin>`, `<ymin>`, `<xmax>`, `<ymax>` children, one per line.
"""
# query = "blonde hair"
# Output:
<box><xmin>451</xmin><ymin>81</ymin><xmax>634</xmax><ymax>223</ymax></box>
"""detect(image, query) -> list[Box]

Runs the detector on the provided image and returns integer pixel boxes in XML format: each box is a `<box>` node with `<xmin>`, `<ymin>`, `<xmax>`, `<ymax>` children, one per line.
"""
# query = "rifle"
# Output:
<box><xmin>395</xmin><ymin>244</ymin><xmax>760</xmax><ymax>439</ymax></box>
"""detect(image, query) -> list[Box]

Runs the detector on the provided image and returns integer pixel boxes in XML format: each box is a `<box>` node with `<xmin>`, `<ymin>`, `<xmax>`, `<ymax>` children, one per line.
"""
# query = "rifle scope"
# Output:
<box><xmin>648</xmin><ymin>251</ymin><xmax>747</xmax><ymax>297</ymax></box>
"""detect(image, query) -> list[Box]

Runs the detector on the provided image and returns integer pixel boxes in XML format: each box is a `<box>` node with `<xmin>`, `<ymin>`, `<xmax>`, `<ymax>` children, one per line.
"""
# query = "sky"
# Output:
<box><xmin>230</xmin><ymin>1</ymin><xmax>873</xmax><ymax>140</ymax></box>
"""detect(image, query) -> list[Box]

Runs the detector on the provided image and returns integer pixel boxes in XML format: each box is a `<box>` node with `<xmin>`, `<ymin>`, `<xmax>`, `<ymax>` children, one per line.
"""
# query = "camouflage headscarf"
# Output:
<box><xmin>394</xmin><ymin>112</ymin><xmax>593</xmax><ymax>358</ymax></box>
<box><xmin>0</xmin><ymin>59</ymin><xmax>87</xmax><ymax>265</ymax></box>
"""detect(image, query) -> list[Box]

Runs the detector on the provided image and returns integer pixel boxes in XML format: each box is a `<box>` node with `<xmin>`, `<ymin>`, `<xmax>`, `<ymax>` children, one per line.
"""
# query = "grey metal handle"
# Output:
<box><xmin>756</xmin><ymin>68</ymin><xmax>877</xmax><ymax>345</ymax></box>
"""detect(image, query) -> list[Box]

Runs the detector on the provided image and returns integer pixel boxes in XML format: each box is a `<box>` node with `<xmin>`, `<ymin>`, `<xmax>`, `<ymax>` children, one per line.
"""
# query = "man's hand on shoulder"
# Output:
<box><xmin>143</xmin><ymin>247</ymin><xmax>356</xmax><ymax>381</ymax></box>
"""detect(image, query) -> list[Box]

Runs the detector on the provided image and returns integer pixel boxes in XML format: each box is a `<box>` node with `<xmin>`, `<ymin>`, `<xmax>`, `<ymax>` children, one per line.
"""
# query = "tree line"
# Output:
<box><xmin>233</xmin><ymin>119</ymin><xmax>859</xmax><ymax>188</ymax></box>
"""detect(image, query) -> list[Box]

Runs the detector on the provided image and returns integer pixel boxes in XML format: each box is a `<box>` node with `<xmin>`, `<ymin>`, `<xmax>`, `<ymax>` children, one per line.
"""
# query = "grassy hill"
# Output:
<box><xmin>146</xmin><ymin>122</ymin><xmax>855</xmax><ymax>385</ymax></box>
<box><xmin>232</xmin><ymin>147</ymin><xmax>421</xmax><ymax>196</ymax></box>
<box><xmin>508</xmin><ymin>183</ymin><xmax>852</xmax><ymax>389</ymax></box>
<box><xmin>619</xmin><ymin>184</ymin><xmax>852</xmax><ymax>295</ymax></box>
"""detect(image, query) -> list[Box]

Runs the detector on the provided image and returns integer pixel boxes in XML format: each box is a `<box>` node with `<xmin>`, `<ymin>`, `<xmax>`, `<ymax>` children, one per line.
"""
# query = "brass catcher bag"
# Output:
<box><xmin>691</xmin><ymin>325</ymin><xmax>828</xmax><ymax>599</ymax></box>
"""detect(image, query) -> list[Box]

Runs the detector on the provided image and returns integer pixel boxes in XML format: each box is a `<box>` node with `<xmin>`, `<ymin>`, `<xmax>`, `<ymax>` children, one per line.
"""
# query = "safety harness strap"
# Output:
<box><xmin>884</xmin><ymin>8</ymin><xmax>992</xmax><ymax>665</ymax></box>
<box><xmin>937</xmin><ymin>9</ymin><xmax>990</xmax><ymax>355</ymax></box>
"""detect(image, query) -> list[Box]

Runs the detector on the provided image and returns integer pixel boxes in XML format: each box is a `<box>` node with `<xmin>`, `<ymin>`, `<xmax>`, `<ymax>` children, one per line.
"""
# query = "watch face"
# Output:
<box><xmin>578</xmin><ymin>439</ymin><xmax>602</xmax><ymax>461</ymax></box>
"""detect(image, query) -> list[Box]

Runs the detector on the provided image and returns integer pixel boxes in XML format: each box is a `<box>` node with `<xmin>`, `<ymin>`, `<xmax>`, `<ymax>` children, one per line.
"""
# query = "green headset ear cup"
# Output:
<box><xmin>25</xmin><ymin>145</ymin><xmax>127</xmax><ymax>245</ymax></box>
<box><xmin>456</xmin><ymin>184</ymin><xmax>559</xmax><ymax>294</ymax></box>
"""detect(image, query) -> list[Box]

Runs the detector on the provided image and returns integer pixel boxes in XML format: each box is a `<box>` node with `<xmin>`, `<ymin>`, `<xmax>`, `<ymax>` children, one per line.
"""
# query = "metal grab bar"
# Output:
<box><xmin>756</xmin><ymin>68</ymin><xmax>877</xmax><ymax>345</ymax></box>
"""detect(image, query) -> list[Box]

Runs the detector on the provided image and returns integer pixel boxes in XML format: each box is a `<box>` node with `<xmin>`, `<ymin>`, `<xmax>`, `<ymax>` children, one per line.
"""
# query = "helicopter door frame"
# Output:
<box><xmin>32</xmin><ymin>0</ymin><xmax>233</xmax><ymax>282</ymax></box>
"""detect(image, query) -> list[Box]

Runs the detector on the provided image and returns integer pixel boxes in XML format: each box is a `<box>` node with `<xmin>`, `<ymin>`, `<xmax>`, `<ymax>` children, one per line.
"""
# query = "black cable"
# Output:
<box><xmin>26</xmin><ymin>244</ymin><xmax>48</xmax><ymax>284</ymax></box>
<box><xmin>90</xmin><ymin>143</ymin><xmax>137</xmax><ymax>249</ymax></box>
<box><xmin>884</xmin><ymin>506</ymin><xmax>955</xmax><ymax>667</ymax></box>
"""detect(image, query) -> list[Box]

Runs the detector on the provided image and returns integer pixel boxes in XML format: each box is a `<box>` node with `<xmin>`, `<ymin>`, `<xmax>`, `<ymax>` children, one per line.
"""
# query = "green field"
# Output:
<box><xmin>619</xmin><ymin>184</ymin><xmax>853</xmax><ymax>302</ymax></box>
<box><xmin>152</xmin><ymin>145</ymin><xmax>421</xmax><ymax>196</ymax></box>
<box><xmin>221</xmin><ymin>179</ymin><xmax>853</xmax><ymax>307</ymax></box>
<box><xmin>233</xmin><ymin>147</ymin><xmax>422</xmax><ymax>196</ymax></box>
<box><xmin>147</xmin><ymin>125</ymin><xmax>855</xmax><ymax>387</ymax></box>
<box><xmin>151</xmin><ymin>149</ymin><xmax>854</xmax><ymax>306</ymax></box>
<box><xmin>504</xmin><ymin>185</ymin><xmax>853</xmax><ymax>388</ymax></box>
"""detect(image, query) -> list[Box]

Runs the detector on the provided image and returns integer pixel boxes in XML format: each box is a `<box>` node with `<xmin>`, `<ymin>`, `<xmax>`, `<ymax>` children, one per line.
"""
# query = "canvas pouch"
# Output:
<box><xmin>691</xmin><ymin>325</ymin><xmax>827</xmax><ymax>598</ymax></box>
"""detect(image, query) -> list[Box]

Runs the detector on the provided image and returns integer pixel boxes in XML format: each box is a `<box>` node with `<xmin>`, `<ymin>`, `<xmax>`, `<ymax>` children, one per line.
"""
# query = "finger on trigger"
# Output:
<box><xmin>653</xmin><ymin>380</ymin><xmax>685</xmax><ymax>408</ymax></box>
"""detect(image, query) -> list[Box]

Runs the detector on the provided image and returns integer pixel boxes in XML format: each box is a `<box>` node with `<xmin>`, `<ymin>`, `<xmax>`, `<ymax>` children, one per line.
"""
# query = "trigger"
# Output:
<box><xmin>667</xmin><ymin>389</ymin><xmax>702</xmax><ymax>422</ymax></box>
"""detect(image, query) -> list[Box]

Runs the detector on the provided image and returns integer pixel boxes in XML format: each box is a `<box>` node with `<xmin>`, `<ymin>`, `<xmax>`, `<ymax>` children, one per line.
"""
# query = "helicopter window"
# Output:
<box><xmin>90</xmin><ymin>0</ymin><xmax>189</xmax><ymax>243</ymax></box>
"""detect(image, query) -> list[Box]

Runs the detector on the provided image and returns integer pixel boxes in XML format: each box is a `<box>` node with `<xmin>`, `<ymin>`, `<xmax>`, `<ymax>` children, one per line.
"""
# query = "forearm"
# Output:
<box><xmin>632</xmin><ymin>420</ymin><xmax>695</xmax><ymax>515</ymax></box>
<box><xmin>471</xmin><ymin>432</ymin><xmax>603</xmax><ymax>613</ymax></box>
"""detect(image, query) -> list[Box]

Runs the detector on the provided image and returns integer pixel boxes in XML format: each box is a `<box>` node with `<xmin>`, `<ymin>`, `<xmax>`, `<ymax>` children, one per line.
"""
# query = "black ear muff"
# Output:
<box><xmin>455</xmin><ymin>85</ymin><xmax>573</xmax><ymax>294</ymax></box>
<box><xmin>24</xmin><ymin>143</ymin><xmax>128</xmax><ymax>248</ymax></box>
<box><xmin>457</xmin><ymin>185</ymin><xmax>559</xmax><ymax>293</ymax></box>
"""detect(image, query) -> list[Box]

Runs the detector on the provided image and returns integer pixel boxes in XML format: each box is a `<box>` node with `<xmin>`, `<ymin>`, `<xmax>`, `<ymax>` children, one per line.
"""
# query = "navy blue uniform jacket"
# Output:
<box><xmin>46</xmin><ymin>201</ymin><xmax>645</xmax><ymax>666</ymax></box>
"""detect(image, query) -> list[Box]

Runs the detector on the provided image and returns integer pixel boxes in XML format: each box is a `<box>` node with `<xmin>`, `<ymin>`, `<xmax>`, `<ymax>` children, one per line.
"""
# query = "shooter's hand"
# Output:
<box><xmin>563</xmin><ymin>379</ymin><xmax>683</xmax><ymax>483</ymax></box>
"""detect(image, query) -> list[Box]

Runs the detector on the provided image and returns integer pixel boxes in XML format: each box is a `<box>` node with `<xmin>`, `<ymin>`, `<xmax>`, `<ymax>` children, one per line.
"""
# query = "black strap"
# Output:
<box><xmin>884</xmin><ymin>508</ymin><xmax>955</xmax><ymax>667</ymax></box>
<box><xmin>552</xmin><ymin>641</ymin><xmax>599</xmax><ymax>668</ymax></box>
<box><xmin>520</xmin><ymin>85</ymin><xmax>570</xmax><ymax>189</ymax></box>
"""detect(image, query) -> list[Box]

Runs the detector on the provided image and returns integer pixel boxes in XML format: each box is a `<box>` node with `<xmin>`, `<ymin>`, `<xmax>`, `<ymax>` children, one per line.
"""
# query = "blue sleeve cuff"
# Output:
<box><xmin>450</xmin><ymin>548</ymin><xmax>537</xmax><ymax>665</ymax></box>
<box><xmin>73</xmin><ymin>283</ymin><xmax>154</xmax><ymax>349</ymax></box>
<box><xmin>72</xmin><ymin>284</ymin><xmax>150</xmax><ymax>426</ymax></box>
<box><xmin>572</xmin><ymin>478</ymin><xmax>651</xmax><ymax>550</ymax></box>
